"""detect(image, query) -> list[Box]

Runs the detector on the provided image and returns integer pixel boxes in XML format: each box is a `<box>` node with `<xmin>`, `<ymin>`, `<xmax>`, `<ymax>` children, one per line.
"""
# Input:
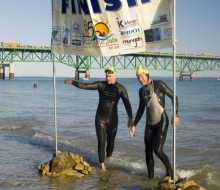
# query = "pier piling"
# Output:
<box><xmin>0</xmin><ymin>64</ymin><xmax>5</xmax><ymax>79</ymax></box>
<box><xmin>9</xmin><ymin>63</ymin><xmax>14</xmax><ymax>80</ymax></box>
<box><xmin>179</xmin><ymin>72</ymin><xmax>194</xmax><ymax>81</ymax></box>
<box><xmin>0</xmin><ymin>63</ymin><xmax>14</xmax><ymax>79</ymax></box>
<box><xmin>75</xmin><ymin>69</ymin><xmax>90</xmax><ymax>80</ymax></box>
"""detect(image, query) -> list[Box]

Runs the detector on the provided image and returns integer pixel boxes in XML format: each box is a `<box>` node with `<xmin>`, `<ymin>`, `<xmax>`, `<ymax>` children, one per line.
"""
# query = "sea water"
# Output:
<box><xmin>0</xmin><ymin>77</ymin><xmax>219</xmax><ymax>190</ymax></box>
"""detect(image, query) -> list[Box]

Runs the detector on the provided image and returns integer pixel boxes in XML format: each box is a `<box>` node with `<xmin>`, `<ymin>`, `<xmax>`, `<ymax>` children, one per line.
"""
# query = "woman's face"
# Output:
<box><xmin>136</xmin><ymin>73</ymin><xmax>148</xmax><ymax>85</ymax></box>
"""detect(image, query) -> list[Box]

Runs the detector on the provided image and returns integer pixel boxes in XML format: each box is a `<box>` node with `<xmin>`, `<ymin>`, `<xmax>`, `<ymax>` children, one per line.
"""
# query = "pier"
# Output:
<box><xmin>0</xmin><ymin>63</ymin><xmax>14</xmax><ymax>80</ymax></box>
<box><xmin>179</xmin><ymin>73</ymin><xmax>194</xmax><ymax>81</ymax></box>
<box><xmin>75</xmin><ymin>69</ymin><xmax>90</xmax><ymax>80</ymax></box>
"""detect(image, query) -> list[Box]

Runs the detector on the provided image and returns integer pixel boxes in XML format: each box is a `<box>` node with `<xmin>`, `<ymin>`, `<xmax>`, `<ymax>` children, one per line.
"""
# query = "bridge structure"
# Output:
<box><xmin>0</xmin><ymin>46</ymin><xmax>220</xmax><ymax>80</ymax></box>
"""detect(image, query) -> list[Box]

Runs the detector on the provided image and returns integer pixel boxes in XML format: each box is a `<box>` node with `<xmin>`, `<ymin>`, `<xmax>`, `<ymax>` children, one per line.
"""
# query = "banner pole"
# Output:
<box><xmin>51</xmin><ymin>0</ymin><xmax>58</xmax><ymax>156</ymax></box>
<box><xmin>173</xmin><ymin>0</ymin><xmax>177</xmax><ymax>181</ymax></box>
<box><xmin>53</xmin><ymin>53</ymin><xmax>58</xmax><ymax>156</ymax></box>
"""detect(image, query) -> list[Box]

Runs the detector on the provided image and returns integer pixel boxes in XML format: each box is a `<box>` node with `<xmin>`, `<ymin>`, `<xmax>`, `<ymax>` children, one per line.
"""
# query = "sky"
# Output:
<box><xmin>1</xmin><ymin>0</ymin><xmax>220</xmax><ymax>78</ymax></box>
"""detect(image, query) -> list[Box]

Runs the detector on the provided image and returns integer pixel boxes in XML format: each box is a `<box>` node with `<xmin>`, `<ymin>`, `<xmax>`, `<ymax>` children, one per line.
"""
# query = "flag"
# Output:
<box><xmin>51</xmin><ymin>0</ymin><xmax>174</xmax><ymax>56</ymax></box>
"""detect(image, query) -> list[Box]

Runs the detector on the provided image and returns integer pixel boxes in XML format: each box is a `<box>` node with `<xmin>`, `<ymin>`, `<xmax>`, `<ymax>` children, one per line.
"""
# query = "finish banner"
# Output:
<box><xmin>51</xmin><ymin>0</ymin><xmax>174</xmax><ymax>56</ymax></box>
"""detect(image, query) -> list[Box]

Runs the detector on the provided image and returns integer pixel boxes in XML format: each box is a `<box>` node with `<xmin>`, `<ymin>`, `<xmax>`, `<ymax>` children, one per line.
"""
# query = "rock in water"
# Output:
<box><xmin>152</xmin><ymin>176</ymin><xmax>207</xmax><ymax>190</ymax></box>
<box><xmin>38</xmin><ymin>151</ymin><xmax>92</xmax><ymax>177</ymax></box>
<box><xmin>50</xmin><ymin>154</ymin><xmax>76</xmax><ymax>173</ymax></box>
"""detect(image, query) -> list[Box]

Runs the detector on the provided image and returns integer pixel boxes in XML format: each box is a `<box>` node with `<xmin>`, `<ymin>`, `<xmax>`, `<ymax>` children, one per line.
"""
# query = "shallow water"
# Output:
<box><xmin>0</xmin><ymin>77</ymin><xmax>219</xmax><ymax>190</ymax></box>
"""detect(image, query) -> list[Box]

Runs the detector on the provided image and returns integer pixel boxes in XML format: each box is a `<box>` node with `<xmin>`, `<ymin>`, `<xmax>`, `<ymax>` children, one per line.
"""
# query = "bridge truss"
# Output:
<box><xmin>1</xmin><ymin>47</ymin><xmax>220</xmax><ymax>74</ymax></box>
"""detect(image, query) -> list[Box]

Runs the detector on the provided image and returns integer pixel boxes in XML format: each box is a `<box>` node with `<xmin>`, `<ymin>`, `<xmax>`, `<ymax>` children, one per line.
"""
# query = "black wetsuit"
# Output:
<box><xmin>71</xmin><ymin>80</ymin><xmax>132</xmax><ymax>163</ymax></box>
<box><xmin>133</xmin><ymin>79</ymin><xmax>178</xmax><ymax>178</ymax></box>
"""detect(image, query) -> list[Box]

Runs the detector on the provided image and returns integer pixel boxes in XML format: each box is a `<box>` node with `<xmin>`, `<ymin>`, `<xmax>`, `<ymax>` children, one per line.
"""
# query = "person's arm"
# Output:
<box><xmin>159</xmin><ymin>81</ymin><xmax>179</xmax><ymax>127</ymax></box>
<box><xmin>130</xmin><ymin>88</ymin><xmax>145</xmax><ymax>137</ymax></box>
<box><xmin>120</xmin><ymin>86</ymin><xmax>133</xmax><ymax>128</ymax></box>
<box><xmin>133</xmin><ymin>88</ymin><xmax>145</xmax><ymax>126</ymax></box>
<box><xmin>64</xmin><ymin>78</ymin><xmax>100</xmax><ymax>90</ymax></box>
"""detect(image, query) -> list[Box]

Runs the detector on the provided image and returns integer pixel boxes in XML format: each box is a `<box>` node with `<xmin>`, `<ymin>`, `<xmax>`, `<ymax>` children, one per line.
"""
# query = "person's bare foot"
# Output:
<box><xmin>100</xmin><ymin>163</ymin><xmax>106</xmax><ymax>171</ymax></box>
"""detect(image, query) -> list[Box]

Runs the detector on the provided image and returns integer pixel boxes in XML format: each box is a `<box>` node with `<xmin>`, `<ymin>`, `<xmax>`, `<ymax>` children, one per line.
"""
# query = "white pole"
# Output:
<box><xmin>51</xmin><ymin>0</ymin><xmax>58</xmax><ymax>156</ymax></box>
<box><xmin>53</xmin><ymin>53</ymin><xmax>58</xmax><ymax>156</ymax></box>
<box><xmin>173</xmin><ymin>0</ymin><xmax>177</xmax><ymax>181</ymax></box>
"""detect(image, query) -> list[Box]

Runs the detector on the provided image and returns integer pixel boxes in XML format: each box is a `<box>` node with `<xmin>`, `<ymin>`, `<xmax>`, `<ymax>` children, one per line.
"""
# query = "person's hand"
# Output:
<box><xmin>64</xmin><ymin>78</ymin><xmax>73</xmax><ymax>84</ymax></box>
<box><xmin>127</xmin><ymin>118</ymin><xmax>133</xmax><ymax>128</ymax></box>
<box><xmin>171</xmin><ymin>116</ymin><xmax>179</xmax><ymax>127</ymax></box>
<box><xmin>130</xmin><ymin>126</ymin><xmax>135</xmax><ymax>137</ymax></box>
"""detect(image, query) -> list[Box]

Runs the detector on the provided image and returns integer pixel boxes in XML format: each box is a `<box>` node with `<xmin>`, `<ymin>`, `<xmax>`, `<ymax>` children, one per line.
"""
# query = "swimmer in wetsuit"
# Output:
<box><xmin>64</xmin><ymin>66</ymin><xmax>133</xmax><ymax>170</ymax></box>
<box><xmin>33</xmin><ymin>82</ymin><xmax>37</xmax><ymax>88</ymax></box>
<box><xmin>130</xmin><ymin>65</ymin><xmax>179</xmax><ymax>179</ymax></box>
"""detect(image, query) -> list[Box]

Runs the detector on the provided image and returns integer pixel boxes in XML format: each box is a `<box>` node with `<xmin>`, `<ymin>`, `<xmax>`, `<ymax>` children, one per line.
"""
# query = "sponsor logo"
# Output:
<box><xmin>51</xmin><ymin>25</ymin><xmax>61</xmax><ymax>45</ymax></box>
<box><xmin>151</xmin><ymin>11</ymin><xmax>170</xmax><ymax>26</ymax></box>
<box><xmin>62</xmin><ymin>25</ymin><xmax>70</xmax><ymax>46</ymax></box>
<box><xmin>119</xmin><ymin>26</ymin><xmax>142</xmax><ymax>38</ymax></box>
<box><xmin>72</xmin><ymin>39</ymin><xmax>81</xmax><ymax>46</ymax></box>
<box><xmin>72</xmin><ymin>21</ymin><xmax>81</xmax><ymax>37</ymax></box>
<box><xmin>162</xmin><ymin>27</ymin><xmax>172</xmax><ymax>40</ymax></box>
<box><xmin>116</xmin><ymin>14</ymin><xmax>139</xmax><ymax>29</ymax></box>
<box><xmin>122</xmin><ymin>36</ymin><xmax>143</xmax><ymax>49</ymax></box>
<box><xmin>72</xmin><ymin>37</ymin><xmax>83</xmax><ymax>50</ymax></box>
<box><xmin>144</xmin><ymin>28</ymin><xmax>161</xmax><ymax>43</ymax></box>
<box><xmin>83</xmin><ymin>17</ymin><xmax>119</xmax><ymax>50</ymax></box>
<box><xmin>84</xmin><ymin>17</ymin><xmax>115</xmax><ymax>41</ymax></box>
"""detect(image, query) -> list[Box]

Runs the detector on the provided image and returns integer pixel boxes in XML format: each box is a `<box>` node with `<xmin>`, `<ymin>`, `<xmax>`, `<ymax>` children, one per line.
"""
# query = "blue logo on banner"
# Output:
<box><xmin>144</xmin><ymin>28</ymin><xmax>161</xmax><ymax>43</ymax></box>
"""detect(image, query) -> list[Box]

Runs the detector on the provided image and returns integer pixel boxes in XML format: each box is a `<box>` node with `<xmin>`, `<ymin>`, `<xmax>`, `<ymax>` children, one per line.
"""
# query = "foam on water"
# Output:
<box><xmin>0</xmin><ymin>124</ymin><xmax>25</xmax><ymax>130</ymax></box>
<box><xmin>27</xmin><ymin>131</ymin><xmax>220</xmax><ymax>187</ymax></box>
<box><xmin>177</xmin><ymin>169</ymin><xmax>197</xmax><ymax>178</ymax></box>
<box><xmin>206</xmin><ymin>171</ymin><xmax>220</xmax><ymax>187</ymax></box>
<box><xmin>29</xmin><ymin>132</ymin><xmax>158</xmax><ymax>174</ymax></box>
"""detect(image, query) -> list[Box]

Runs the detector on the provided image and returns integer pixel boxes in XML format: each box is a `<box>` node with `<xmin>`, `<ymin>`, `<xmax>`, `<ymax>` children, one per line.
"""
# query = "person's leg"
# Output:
<box><xmin>153</xmin><ymin>112</ymin><xmax>173</xmax><ymax>177</ymax></box>
<box><xmin>95</xmin><ymin>115</ymin><xmax>107</xmax><ymax>170</ymax></box>
<box><xmin>144</xmin><ymin>123</ymin><xmax>155</xmax><ymax>179</ymax></box>
<box><xmin>106</xmin><ymin>118</ymin><xmax>118</xmax><ymax>157</ymax></box>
